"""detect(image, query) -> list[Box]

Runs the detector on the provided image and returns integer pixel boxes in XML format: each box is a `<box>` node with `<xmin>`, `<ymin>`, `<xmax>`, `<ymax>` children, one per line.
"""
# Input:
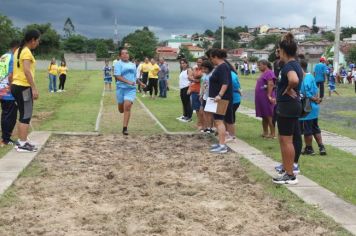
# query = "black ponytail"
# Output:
<box><xmin>279</xmin><ymin>33</ymin><xmax>297</xmax><ymax>57</ymax></box>
<box><xmin>17</xmin><ymin>29</ymin><xmax>41</xmax><ymax>68</ymax></box>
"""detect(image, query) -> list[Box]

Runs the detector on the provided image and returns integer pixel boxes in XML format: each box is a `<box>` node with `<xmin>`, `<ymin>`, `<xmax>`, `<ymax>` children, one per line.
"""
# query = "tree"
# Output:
<box><xmin>121</xmin><ymin>27</ymin><xmax>158</xmax><ymax>60</ymax></box>
<box><xmin>204</xmin><ymin>29</ymin><xmax>214</xmax><ymax>37</ymax></box>
<box><xmin>63</xmin><ymin>18</ymin><xmax>75</xmax><ymax>38</ymax></box>
<box><xmin>178</xmin><ymin>46</ymin><xmax>194</xmax><ymax>61</ymax></box>
<box><xmin>0</xmin><ymin>15</ymin><xmax>21</xmax><ymax>54</ymax></box>
<box><xmin>63</xmin><ymin>35</ymin><xmax>87</xmax><ymax>53</ymax></box>
<box><xmin>248</xmin><ymin>56</ymin><xmax>259</xmax><ymax>63</ymax></box>
<box><xmin>346</xmin><ymin>46</ymin><xmax>356</xmax><ymax>63</ymax></box>
<box><xmin>212</xmin><ymin>37</ymin><xmax>238</xmax><ymax>49</ymax></box>
<box><xmin>312</xmin><ymin>26</ymin><xmax>319</xmax><ymax>34</ymax></box>
<box><xmin>23</xmin><ymin>23</ymin><xmax>60</xmax><ymax>55</ymax></box>
<box><xmin>95</xmin><ymin>41</ymin><xmax>109</xmax><ymax>58</ymax></box>
<box><xmin>341</xmin><ymin>27</ymin><xmax>356</xmax><ymax>40</ymax></box>
<box><xmin>250</xmin><ymin>34</ymin><xmax>280</xmax><ymax>50</ymax></box>
<box><xmin>322</xmin><ymin>31</ymin><xmax>335</xmax><ymax>42</ymax></box>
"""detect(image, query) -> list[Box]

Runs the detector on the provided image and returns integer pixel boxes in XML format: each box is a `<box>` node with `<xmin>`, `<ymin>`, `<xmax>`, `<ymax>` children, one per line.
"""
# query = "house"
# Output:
<box><xmin>156</xmin><ymin>47</ymin><xmax>178</xmax><ymax>60</ymax></box>
<box><xmin>267</xmin><ymin>28</ymin><xmax>289</xmax><ymax>35</ymax></box>
<box><xmin>183</xmin><ymin>45</ymin><xmax>205</xmax><ymax>59</ymax></box>
<box><xmin>343</xmin><ymin>34</ymin><xmax>356</xmax><ymax>44</ymax></box>
<box><xmin>238</xmin><ymin>32</ymin><xmax>255</xmax><ymax>43</ymax></box>
<box><xmin>298</xmin><ymin>40</ymin><xmax>332</xmax><ymax>62</ymax></box>
<box><xmin>329</xmin><ymin>42</ymin><xmax>355</xmax><ymax>65</ymax></box>
<box><xmin>259</xmin><ymin>25</ymin><xmax>271</xmax><ymax>34</ymax></box>
<box><xmin>251</xmin><ymin>50</ymin><xmax>270</xmax><ymax>60</ymax></box>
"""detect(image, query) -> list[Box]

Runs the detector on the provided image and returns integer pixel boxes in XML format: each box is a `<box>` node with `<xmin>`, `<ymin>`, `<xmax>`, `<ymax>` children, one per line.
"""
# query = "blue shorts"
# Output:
<box><xmin>116</xmin><ymin>87</ymin><xmax>136</xmax><ymax>104</ymax></box>
<box><xmin>299</xmin><ymin>119</ymin><xmax>321</xmax><ymax>136</ymax></box>
<box><xmin>191</xmin><ymin>92</ymin><xmax>201</xmax><ymax>111</ymax></box>
<box><xmin>104</xmin><ymin>77</ymin><xmax>112</xmax><ymax>83</ymax></box>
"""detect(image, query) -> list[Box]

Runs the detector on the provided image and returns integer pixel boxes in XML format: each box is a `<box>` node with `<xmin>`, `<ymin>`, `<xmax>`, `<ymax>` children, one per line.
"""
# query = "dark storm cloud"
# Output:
<box><xmin>0</xmin><ymin>0</ymin><xmax>355</xmax><ymax>39</ymax></box>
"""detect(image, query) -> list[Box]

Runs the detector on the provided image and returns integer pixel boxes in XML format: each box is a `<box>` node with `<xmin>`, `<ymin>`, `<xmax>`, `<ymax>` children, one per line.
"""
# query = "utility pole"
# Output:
<box><xmin>219</xmin><ymin>1</ymin><xmax>226</xmax><ymax>49</ymax></box>
<box><xmin>334</xmin><ymin>0</ymin><xmax>341</xmax><ymax>72</ymax></box>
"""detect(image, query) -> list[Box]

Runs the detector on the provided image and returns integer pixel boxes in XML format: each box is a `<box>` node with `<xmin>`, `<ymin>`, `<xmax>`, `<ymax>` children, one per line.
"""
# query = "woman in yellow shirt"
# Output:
<box><xmin>10</xmin><ymin>29</ymin><xmax>40</xmax><ymax>152</ymax></box>
<box><xmin>48</xmin><ymin>58</ymin><xmax>58</xmax><ymax>92</ymax></box>
<box><xmin>146</xmin><ymin>58</ymin><xmax>160</xmax><ymax>98</ymax></box>
<box><xmin>58</xmin><ymin>61</ymin><xmax>68</xmax><ymax>92</ymax></box>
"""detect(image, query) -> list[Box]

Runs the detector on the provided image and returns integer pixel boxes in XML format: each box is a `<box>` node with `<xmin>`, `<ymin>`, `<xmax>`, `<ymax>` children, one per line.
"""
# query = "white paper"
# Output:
<box><xmin>204</xmin><ymin>97</ymin><xmax>217</xmax><ymax>113</ymax></box>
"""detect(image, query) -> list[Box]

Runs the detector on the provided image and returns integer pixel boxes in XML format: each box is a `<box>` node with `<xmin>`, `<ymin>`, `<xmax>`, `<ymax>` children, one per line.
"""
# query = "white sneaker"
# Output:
<box><xmin>58</xmin><ymin>90</ymin><xmax>62</xmax><ymax>93</ymax></box>
<box><xmin>50</xmin><ymin>90</ymin><xmax>54</xmax><ymax>93</ymax></box>
<box><xmin>210</xmin><ymin>145</ymin><xmax>228</xmax><ymax>154</ymax></box>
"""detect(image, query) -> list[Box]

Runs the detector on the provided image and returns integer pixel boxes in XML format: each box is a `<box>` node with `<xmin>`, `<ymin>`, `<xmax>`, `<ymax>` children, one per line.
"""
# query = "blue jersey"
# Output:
<box><xmin>103</xmin><ymin>66</ymin><xmax>112</xmax><ymax>78</ymax></box>
<box><xmin>299</xmin><ymin>73</ymin><xmax>319</xmax><ymax>121</ymax></box>
<box><xmin>314</xmin><ymin>63</ymin><xmax>327</xmax><ymax>82</ymax></box>
<box><xmin>231</xmin><ymin>71</ymin><xmax>241</xmax><ymax>104</ymax></box>
<box><xmin>114</xmin><ymin>60</ymin><xmax>137</xmax><ymax>89</ymax></box>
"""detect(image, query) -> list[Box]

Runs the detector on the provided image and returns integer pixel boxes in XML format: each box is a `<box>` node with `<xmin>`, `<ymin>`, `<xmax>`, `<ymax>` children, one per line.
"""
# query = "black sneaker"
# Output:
<box><xmin>272</xmin><ymin>173</ymin><xmax>298</xmax><ymax>185</ymax></box>
<box><xmin>302</xmin><ymin>147</ymin><xmax>315</xmax><ymax>155</ymax></box>
<box><xmin>16</xmin><ymin>142</ymin><xmax>37</xmax><ymax>153</ymax></box>
<box><xmin>319</xmin><ymin>146</ymin><xmax>327</xmax><ymax>156</ymax></box>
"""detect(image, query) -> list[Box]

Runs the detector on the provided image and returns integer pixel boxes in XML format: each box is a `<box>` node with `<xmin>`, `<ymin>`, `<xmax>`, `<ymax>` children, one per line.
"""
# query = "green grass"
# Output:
<box><xmin>33</xmin><ymin>70</ymin><xmax>103</xmax><ymax>131</ymax></box>
<box><xmin>333</xmin><ymin>110</ymin><xmax>356</xmax><ymax>118</ymax></box>
<box><xmin>140</xmin><ymin>82</ymin><xmax>356</xmax><ymax>206</ymax></box>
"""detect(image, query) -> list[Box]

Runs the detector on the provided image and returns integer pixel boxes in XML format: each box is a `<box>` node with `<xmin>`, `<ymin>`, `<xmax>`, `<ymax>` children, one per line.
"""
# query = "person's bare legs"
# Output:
<box><xmin>279</xmin><ymin>135</ymin><xmax>295</xmax><ymax>175</ymax></box>
<box><xmin>304</xmin><ymin>135</ymin><xmax>313</xmax><ymax>147</ymax></box>
<box><xmin>18</xmin><ymin>123</ymin><xmax>29</xmax><ymax>142</ymax></box>
<box><xmin>123</xmin><ymin>101</ymin><xmax>132</xmax><ymax>128</ymax></box>
<box><xmin>118</xmin><ymin>103</ymin><xmax>124</xmax><ymax>113</ymax></box>
<box><xmin>262</xmin><ymin>117</ymin><xmax>268</xmax><ymax>137</ymax></box>
<box><xmin>215</xmin><ymin>120</ymin><xmax>226</xmax><ymax>145</ymax></box>
<box><xmin>267</xmin><ymin>116</ymin><xmax>275</xmax><ymax>138</ymax></box>
<box><xmin>226</xmin><ymin>123</ymin><xmax>235</xmax><ymax>137</ymax></box>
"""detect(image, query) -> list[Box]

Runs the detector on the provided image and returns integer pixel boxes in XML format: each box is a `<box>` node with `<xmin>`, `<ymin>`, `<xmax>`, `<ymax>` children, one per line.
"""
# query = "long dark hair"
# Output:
<box><xmin>279</xmin><ymin>33</ymin><xmax>297</xmax><ymax>58</ymax></box>
<box><xmin>17</xmin><ymin>29</ymin><xmax>41</xmax><ymax>68</ymax></box>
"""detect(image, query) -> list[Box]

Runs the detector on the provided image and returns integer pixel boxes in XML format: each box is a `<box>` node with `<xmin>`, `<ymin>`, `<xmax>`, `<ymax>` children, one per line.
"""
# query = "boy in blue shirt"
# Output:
<box><xmin>0</xmin><ymin>40</ymin><xmax>20</xmax><ymax>145</ymax></box>
<box><xmin>103</xmin><ymin>60</ymin><xmax>112</xmax><ymax>91</ymax></box>
<box><xmin>313</xmin><ymin>57</ymin><xmax>328</xmax><ymax>99</ymax></box>
<box><xmin>300</xmin><ymin>60</ymin><xmax>326</xmax><ymax>156</ymax></box>
<box><xmin>328</xmin><ymin>67</ymin><xmax>340</xmax><ymax>97</ymax></box>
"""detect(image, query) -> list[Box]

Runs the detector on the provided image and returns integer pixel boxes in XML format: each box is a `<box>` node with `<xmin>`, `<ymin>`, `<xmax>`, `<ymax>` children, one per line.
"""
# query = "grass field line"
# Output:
<box><xmin>137</xmin><ymin>97</ymin><xmax>197</xmax><ymax>135</ymax></box>
<box><xmin>95</xmin><ymin>88</ymin><xmax>105</xmax><ymax>132</ymax></box>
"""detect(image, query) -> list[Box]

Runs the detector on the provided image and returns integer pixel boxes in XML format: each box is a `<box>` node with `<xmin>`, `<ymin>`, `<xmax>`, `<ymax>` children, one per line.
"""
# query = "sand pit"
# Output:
<box><xmin>0</xmin><ymin>134</ymin><xmax>338</xmax><ymax>235</ymax></box>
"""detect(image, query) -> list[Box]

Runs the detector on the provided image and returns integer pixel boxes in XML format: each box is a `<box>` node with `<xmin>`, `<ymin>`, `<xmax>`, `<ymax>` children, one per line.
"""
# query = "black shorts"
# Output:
<box><xmin>232</xmin><ymin>103</ymin><xmax>240</xmax><ymax>123</ymax></box>
<box><xmin>277</xmin><ymin>116</ymin><xmax>299</xmax><ymax>136</ymax></box>
<box><xmin>202</xmin><ymin>99</ymin><xmax>207</xmax><ymax>108</ymax></box>
<box><xmin>300</xmin><ymin>119</ymin><xmax>321</xmax><ymax>136</ymax></box>
<box><xmin>10</xmin><ymin>84</ymin><xmax>33</xmax><ymax>124</ymax></box>
<box><xmin>213</xmin><ymin>101</ymin><xmax>234</xmax><ymax>124</ymax></box>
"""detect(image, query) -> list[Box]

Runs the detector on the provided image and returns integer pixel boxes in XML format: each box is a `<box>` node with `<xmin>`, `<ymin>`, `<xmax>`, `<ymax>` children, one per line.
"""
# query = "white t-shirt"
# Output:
<box><xmin>352</xmin><ymin>71</ymin><xmax>356</xmax><ymax>81</ymax></box>
<box><xmin>179</xmin><ymin>69</ymin><xmax>190</xmax><ymax>89</ymax></box>
<box><xmin>251</xmin><ymin>64</ymin><xmax>257</xmax><ymax>71</ymax></box>
<box><xmin>136</xmin><ymin>63</ymin><xmax>142</xmax><ymax>79</ymax></box>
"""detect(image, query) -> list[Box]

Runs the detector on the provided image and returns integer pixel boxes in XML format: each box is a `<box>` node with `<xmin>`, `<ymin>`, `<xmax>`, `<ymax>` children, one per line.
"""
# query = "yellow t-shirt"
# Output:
<box><xmin>148</xmin><ymin>63</ymin><xmax>160</xmax><ymax>79</ymax></box>
<box><xmin>48</xmin><ymin>64</ymin><xmax>58</xmax><ymax>75</ymax></box>
<box><xmin>141</xmin><ymin>62</ymin><xmax>151</xmax><ymax>73</ymax></box>
<box><xmin>58</xmin><ymin>66</ymin><xmax>68</xmax><ymax>75</ymax></box>
<box><xmin>13</xmin><ymin>47</ymin><xmax>36</xmax><ymax>87</ymax></box>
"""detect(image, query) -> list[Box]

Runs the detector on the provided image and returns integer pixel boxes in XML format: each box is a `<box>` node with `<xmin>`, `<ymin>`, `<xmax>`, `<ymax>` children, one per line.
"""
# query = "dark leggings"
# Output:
<box><xmin>147</xmin><ymin>78</ymin><xmax>158</xmax><ymax>96</ymax></box>
<box><xmin>180</xmin><ymin>87</ymin><xmax>192</xmax><ymax>119</ymax></box>
<box><xmin>59</xmin><ymin>74</ymin><xmax>66</xmax><ymax>90</ymax></box>
<box><xmin>1</xmin><ymin>100</ymin><xmax>17</xmax><ymax>142</ymax></box>
<box><xmin>316</xmin><ymin>81</ymin><xmax>324</xmax><ymax>98</ymax></box>
<box><xmin>355</xmin><ymin>82</ymin><xmax>356</xmax><ymax>93</ymax></box>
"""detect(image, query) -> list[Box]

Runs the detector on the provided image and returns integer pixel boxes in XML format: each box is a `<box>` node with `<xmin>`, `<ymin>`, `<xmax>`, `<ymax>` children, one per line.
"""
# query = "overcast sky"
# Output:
<box><xmin>1</xmin><ymin>0</ymin><xmax>355</xmax><ymax>40</ymax></box>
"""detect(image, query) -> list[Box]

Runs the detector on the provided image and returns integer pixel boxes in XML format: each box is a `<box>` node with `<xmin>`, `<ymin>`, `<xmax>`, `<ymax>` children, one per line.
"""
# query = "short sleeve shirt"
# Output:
<box><xmin>314</xmin><ymin>63</ymin><xmax>327</xmax><ymax>82</ymax></box>
<box><xmin>13</xmin><ymin>47</ymin><xmax>36</xmax><ymax>87</ymax></box>
<box><xmin>114</xmin><ymin>60</ymin><xmax>136</xmax><ymax>89</ymax></box>
<box><xmin>103</xmin><ymin>66</ymin><xmax>112</xmax><ymax>78</ymax></box>
<box><xmin>209</xmin><ymin>62</ymin><xmax>232</xmax><ymax>100</ymax></box>
<box><xmin>299</xmin><ymin>73</ymin><xmax>319</xmax><ymax>121</ymax></box>
<box><xmin>277</xmin><ymin>60</ymin><xmax>302</xmax><ymax>102</ymax></box>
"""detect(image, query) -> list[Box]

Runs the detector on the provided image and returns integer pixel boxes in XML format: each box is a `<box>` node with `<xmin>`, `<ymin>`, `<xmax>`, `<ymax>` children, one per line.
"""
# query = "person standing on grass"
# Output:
<box><xmin>208</xmin><ymin>48</ymin><xmax>233</xmax><ymax>154</ymax></box>
<box><xmin>313</xmin><ymin>57</ymin><xmax>328</xmax><ymax>100</ymax></box>
<box><xmin>299</xmin><ymin>59</ymin><xmax>327</xmax><ymax>156</ymax></box>
<box><xmin>352</xmin><ymin>67</ymin><xmax>356</xmax><ymax>93</ymax></box>
<box><xmin>328</xmin><ymin>67</ymin><xmax>340</xmax><ymax>97</ymax></box>
<box><xmin>272</xmin><ymin>33</ymin><xmax>302</xmax><ymax>185</ymax></box>
<box><xmin>158</xmin><ymin>58</ymin><xmax>168</xmax><ymax>98</ymax></box>
<box><xmin>135</xmin><ymin>59</ymin><xmax>143</xmax><ymax>93</ymax></box>
<box><xmin>58</xmin><ymin>61</ymin><xmax>68</xmax><ymax>92</ymax></box>
<box><xmin>189</xmin><ymin>57</ymin><xmax>204</xmax><ymax>130</ymax></box>
<box><xmin>146</xmin><ymin>58</ymin><xmax>160</xmax><ymax>99</ymax></box>
<box><xmin>114</xmin><ymin>48</ymin><xmax>146</xmax><ymax>135</ymax></box>
<box><xmin>255</xmin><ymin>59</ymin><xmax>276</xmax><ymax>139</ymax></box>
<box><xmin>0</xmin><ymin>40</ymin><xmax>20</xmax><ymax>146</ymax></box>
<box><xmin>228</xmin><ymin>64</ymin><xmax>242</xmax><ymax>141</ymax></box>
<box><xmin>103</xmin><ymin>60</ymin><xmax>112</xmax><ymax>91</ymax></box>
<box><xmin>11</xmin><ymin>29</ymin><xmax>41</xmax><ymax>152</ymax></box>
<box><xmin>200</xmin><ymin>60</ymin><xmax>214</xmax><ymax>133</ymax></box>
<box><xmin>177</xmin><ymin>59</ymin><xmax>193</xmax><ymax>122</ymax></box>
<box><xmin>251</xmin><ymin>62</ymin><xmax>257</xmax><ymax>74</ymax></box>
<box><xmin>48</xmin><ymin>58</ymin><xmax>58</xmax><ymax>93</ymax></box>
<box><xmin>140</xmin><ymin>57</ymin><xmax>151</xmax><ymax>97</ymax></box>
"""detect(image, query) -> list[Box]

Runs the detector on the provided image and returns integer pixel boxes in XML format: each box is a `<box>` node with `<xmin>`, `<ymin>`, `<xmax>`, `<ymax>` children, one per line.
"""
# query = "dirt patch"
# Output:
<box><xmin>0</xmin><ymin>134</ymin><xmax>337</xmax><ymax>235</ymax></box>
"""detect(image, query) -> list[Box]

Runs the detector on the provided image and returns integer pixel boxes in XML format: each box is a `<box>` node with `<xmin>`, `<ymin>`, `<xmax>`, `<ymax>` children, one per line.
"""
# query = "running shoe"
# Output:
<box><xmin>275</xmin><ymin>164</ymin><xmax>300</xmax><ymax>175</ymax></box>
<box><xmin>176</xmin><ymin>116</ymin><xmax>185</xmax><ymax>121</ymax></box>
<box><xmin>272</xmin><ymin>173</ymin><xmax>298</xmax><ymax>185</ymax></box>
<box><xmin>275</xmin><ymin>164</ymin><xmax>283</xmax><ymax>172</ymax></box>
<box><xmin>319</xmin><ymin>146</ymin><xmax>327</xmax><ymax>156</ymax></box>
<box><xmin>182</xmin><ymin>117</ymin><xmax>192</xmax><ymax>123</ymax></box>
<box><xmin>210</xmin><ymin>145</ymin><xmax>228</xmax><ymax>154</ymax></box>
<box><xmin>210</xmin><ymin>143</ymin><xmax>220</xmax><ymax>149</ymax></box>
<box><xmin>16</xmin><ymin>142</ymin><xmax>37</xmax><ymax>153</ymax></box>
<box><xmin>204</xmin><ymin>128</ymin><xmax>213</xmax><ymax>134</ymax></box>
<box><xmin>301</xmin><ymin>147</ymin><xmax>315</xmax><ymax>155</ymax></box>
<box><xmin>5</xmin><ymin>139</ymin><xmax>20</xmax><ymax>146</ymax></box>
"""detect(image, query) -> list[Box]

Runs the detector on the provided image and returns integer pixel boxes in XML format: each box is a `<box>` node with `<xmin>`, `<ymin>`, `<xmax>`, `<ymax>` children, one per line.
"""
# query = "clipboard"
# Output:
<box><xmin>204</xmin><ymin>97</ymin><xmax>229</xmax><ymax>115</ymax></box>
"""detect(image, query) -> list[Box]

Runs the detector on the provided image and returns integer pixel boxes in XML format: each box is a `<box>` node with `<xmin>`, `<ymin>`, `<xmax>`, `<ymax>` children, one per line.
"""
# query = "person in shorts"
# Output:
<box><xmin>189</xmin><ymin>58</ymin><xmax>204</xmax><ymax>130</ymax></box>
<box><xmin>113</xmin><ymin>48</ymin><xmax>145</xmax><ymax>135</ymax></box>
<box><xmin>11</xmin><ymin>29</ymin><xmax>41</xmax><ymax>152</ymax></box>
<box><xmin>200</xmin><ymin>60</ymin><xmax>214</xmax><ymax>133</ymax></box>
<box><xmin>103</xmin><ymin>60</ymin><xmax>112</xmax><ymax>91</ymax></box>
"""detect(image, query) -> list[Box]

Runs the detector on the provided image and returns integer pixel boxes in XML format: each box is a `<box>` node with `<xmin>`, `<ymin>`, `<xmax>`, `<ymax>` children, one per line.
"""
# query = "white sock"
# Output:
<box><xmin>18</xmin><ymin>139</ymin><xmax>26</xmax><ymax>146</ymax></box>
